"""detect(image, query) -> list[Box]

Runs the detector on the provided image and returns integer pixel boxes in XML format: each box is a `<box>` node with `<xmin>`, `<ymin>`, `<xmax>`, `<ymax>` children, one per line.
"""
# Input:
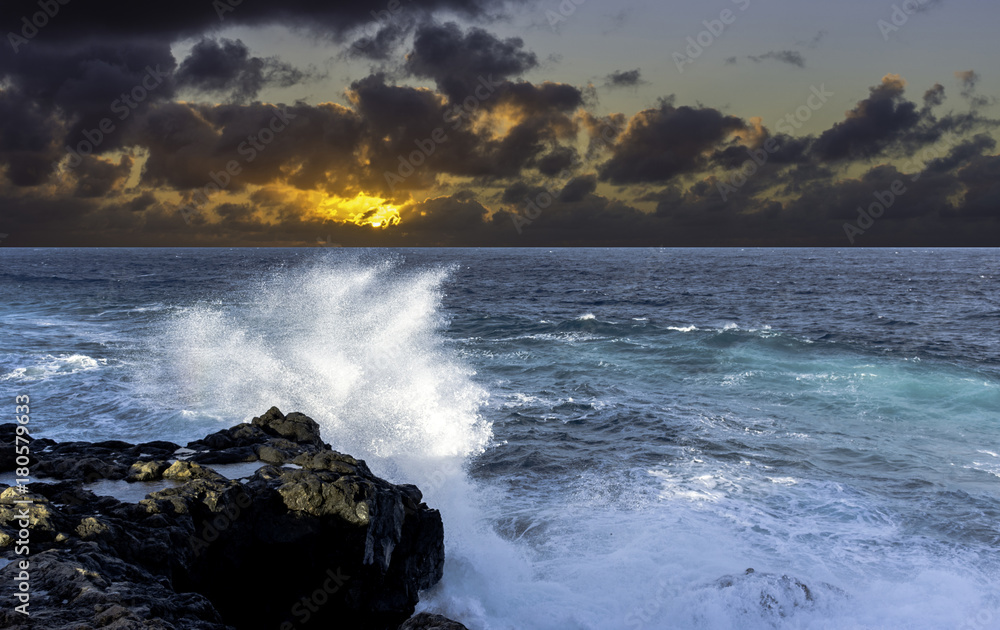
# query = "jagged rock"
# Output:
<box><xmin>162</xmin><ymin>460</ymin><xmax>226</xmax><ymax>481</ymax></box>
<box><xmin>0</xmin><ymin>408</ymin><xmax>445</xmax><ymax>630</ymax></box>
<box><xmin>127</xmin><ymin>460</ymin><xmax>171</xmax><ymax>481</ymax></box>
<box><xmin>251</xmin><ymin>406</ymin><xmax>327</xmax><ymax>447</ymax></box>
<box><xmin>400</xmin><ymin>612</ymin><xmax>471</xmax><ymax>629</ymax></box>
<box><xmin>0</xmin><ymin>547</ymin><xmax>231</xmax><ymax>629</ymax></box>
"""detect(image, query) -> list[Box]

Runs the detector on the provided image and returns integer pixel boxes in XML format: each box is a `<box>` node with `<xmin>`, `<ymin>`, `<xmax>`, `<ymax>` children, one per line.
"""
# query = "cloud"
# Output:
<box><xmin>404</xmin><ymin>22</ymin><xmax>538</xmax><ymax>102</ymax></box>
<box><xmin>955</xmin><ymin>70</ymin><xmax>993</xmax><ymax>108</ymax></box>
<box><xmin>535</xmin><ymin>146</ymin><xmax>579</xmax><ymax>176</ymax></box>
<box><xmin>597</xmin><ymin>99</ymin><xmax>747</xmax><ymax>184</ymax></box>
<box><xmin>71</xmin><ymin>155</ymin><xmax>133</xmax><ymax>198</ymax></box>
<box><xmin>812</xmin><ymin>74</ymin><xmax>920</xmax><ymax>161</ymax></box>
<box><xmin>557</xmin><ymin>174</ymin><xmax>597</xmax><ymax>202</ymax></box>
<box><xmin>956</xmin><ymin>70</ymin><xmax>980</xmax><ymax>96</ymax></box>
<box><xmin>0</xmin><ymin>87</ymin><xmax>65</xmax><ymax>186</ymax></box>
<box><xmin>176</xmin><ymin>38</ymin><xmax>312</xmax><ymax>103</ymax></box>
<box><xmin>0</xmin><ymin>0</ymin><xmax>997</xmax><ymax>255</ymax></box>
<box><xmin>346</xmin><ymin>23</ymin><xmax>413</xmax><ymax>61</ymax></box>
<box><xmin>747</xmin><ymin>51</ymin><xmax>805</xmax><ymax>68</ymax></box>
<box><xmin>923</xmin><ymin>83</ymin><xmax>946</xmax><ymax>108</ymax></box>
<box><xmin>604</xmin><ymin>69</ymin><xmax>645</xmax><ymax>89</ymax></box>
<box><xmin>0</xmin><ymin>0</ymin><xmax>520</xmax><ymax>44</ymax></box>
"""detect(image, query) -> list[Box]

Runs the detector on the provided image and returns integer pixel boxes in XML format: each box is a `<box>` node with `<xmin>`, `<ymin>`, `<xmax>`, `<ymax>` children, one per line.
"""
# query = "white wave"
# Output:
<box><xmin>137</xmin><ymin>259</ymin><xmax>541</xmax><ymax>630</ymax></box>
<box><xmin>140</xmin><ymin>260</ymin><xmax>491</xmax><ymax>465</ymax></box>
<box><xmin>1</xmin><ymin>354</ymin><xmax>106</xmax><ymax>381</ymax></box>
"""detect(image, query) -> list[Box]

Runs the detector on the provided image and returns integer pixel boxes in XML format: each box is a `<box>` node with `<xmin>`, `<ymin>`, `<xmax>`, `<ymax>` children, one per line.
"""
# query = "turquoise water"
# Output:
<box><xmin>0</xmin><ymin>248</ymin><xmax>998</xmax><ymax>629</ymax></box>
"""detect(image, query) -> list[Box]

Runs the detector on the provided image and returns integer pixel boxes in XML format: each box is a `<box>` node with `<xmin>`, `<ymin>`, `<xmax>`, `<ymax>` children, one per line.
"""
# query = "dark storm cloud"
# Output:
<box><xmin>557</xmin><ymin>174</ymin><xmax>597</xmax><ymax>202</ymax></box>
<box><xmin>535</xmin><ymin>146</ymin><xmax>579</xmax><ymax>176</ymax></box>
<box><xmin>405</xmin><ymin>22</ymin><xmax>538</xmax><ymax>102</ymax></box>
<box><xmin>747</xmin><ymin>51</ymin><xmax>805</xmax><ymax>68</ymax></box>
<box><xmin>923</xmin><ymin>133</ymin><xmax>996</xmax><ymax>174</ymax></box>
<box><xmin>709</xmin><ymin>133</ymin><xmax>811</xmax><ymax>170</ymax></box>
<box><xmin>811</xmin><ymin>74</ymin><xmax>1000</xmax><ymax>163</ymax></box>
<box><xmin>0</xmin><ymin>0</ymin><xmax>997</xmax><ymax>253</ymax></box>
<box><xmin>496</xmin><ymin>192</ymin><xmax>664</xmax><ymax>245</ymax></box>
<box><xmin>0</xmin><ymin>40</ymin><xmax>177</xmax><ymax>184</ymax></box>
<box><xmin>71</xmin><ymin>155</ymin><xmax>132</xmax><ymax>198</ymax></box>
<box><xmin>604</xmin><ymin>69</ymin><xmax>644</xmax><ymax>88</ymax></box>
<box><xmin>349</xmin><ymin>72</ymin><xmax>582</xmax><ymax>192</ymax></box>
<box><xmin>347</xmin><ymin>73</ymin><xmax>497</xmax><ymax>188</ymax></box>
<box><xmin>131</xmin><ymin>99</ymin><xmax>365</xmax><ymax>193</ymax></box>
<box><xmin>176</xmin><ymin>39</ymin><xmax>311</xmax><ymax>104</ymax></box>
<box><xmin>0</xmin><ymin>0</ymin><xmax>517</xmax><ymax>44</ymax></box>
<box><xmin>347</xmin><ymin>23</ymin><xmax>413</xmax><ymax>62</ymax></box>
<box><xmin>493</xmin><ymin>80</ymin><xmax>584</xmax><ymax>117</ymax></box>
<box><xmin>0</xmin><ymin>86</ymin><xmax>64</xmax><ymax>186</ymax></box>
<box><xmin>0</xmin><ymin>0</ymin><xmax>521</xmax><ymax>187</ymax></box>
<box><xmin>812</xmin><ymin>75</ymin><xmax>921</xmax><ymax>161</ymax></box>
<box><xmin>954</xmin><ymin>153</ymin><xmax>1000</xmax><ymax>218</ymax></box>
<box><xmin>597</xmin><ymin>100</ymin><xmax>747</xmax><ymax>184</ymax></box>
<box><xmin>401</xmin><ymin>191</ymin><xmax>489</xmax><ymax>232</ymax></box>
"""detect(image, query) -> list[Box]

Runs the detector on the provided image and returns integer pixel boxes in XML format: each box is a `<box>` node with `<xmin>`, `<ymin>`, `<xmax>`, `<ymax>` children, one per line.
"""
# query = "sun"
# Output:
<box><xmin>315</xmin><ymin>192</ymin><xmax>401</xmax><ymax>229</ymax></box>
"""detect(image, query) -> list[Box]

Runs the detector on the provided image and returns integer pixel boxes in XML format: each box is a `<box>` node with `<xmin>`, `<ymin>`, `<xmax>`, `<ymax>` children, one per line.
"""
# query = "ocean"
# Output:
<box><xmin>1</xmin><ymin>248</ymin><xmax>998</xmax><ymax>629</ymax></box>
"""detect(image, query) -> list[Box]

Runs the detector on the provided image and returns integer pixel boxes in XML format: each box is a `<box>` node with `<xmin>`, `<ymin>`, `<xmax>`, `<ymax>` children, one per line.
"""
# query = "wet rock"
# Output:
<box><xmin>400</xmin><ymin>612</ymin><xmax>471</xmax><ymax>630</ymax></box>
<box><xmin>0</xmin><ymin>408</ymin><xmax>445</xmax><ymax>630</ymax></box>
<box><xmin>251</xmin><ymin>406</ymin><xmax>327</xmax><ymax>447</ymax></box>
<box><xmin>162</xmin><ymin>460</ymin><xmax>226</xmax><ymax>481</ymax></box>
<box><xmin>127</xmin><ymin>460</ymin><xmax>171</xmax><ymax>481</ymax></box>
<box><xmin>0</xmin><ymin>547</ymin><xmax>231</xmax><ymax>630</ymax></box>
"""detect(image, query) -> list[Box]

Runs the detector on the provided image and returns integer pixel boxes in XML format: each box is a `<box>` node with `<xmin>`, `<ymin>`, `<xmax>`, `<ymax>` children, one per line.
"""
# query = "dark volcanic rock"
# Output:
<box><xmin>0</xmin><ymin>408</ymin><xmax>446</xmax><ymax>630</ymax></box>
<box><xmin>251</xmin><ymin>406</ymin><xmax>327</xmax><ymax>447</ymax></box>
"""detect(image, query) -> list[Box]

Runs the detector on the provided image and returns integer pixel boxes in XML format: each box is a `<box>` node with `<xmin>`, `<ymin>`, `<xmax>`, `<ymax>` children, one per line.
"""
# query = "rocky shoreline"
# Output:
<box><xmin>0</xmin><ymin>407</ymin><xmax>467</xmax><ymax>630</ymax></box>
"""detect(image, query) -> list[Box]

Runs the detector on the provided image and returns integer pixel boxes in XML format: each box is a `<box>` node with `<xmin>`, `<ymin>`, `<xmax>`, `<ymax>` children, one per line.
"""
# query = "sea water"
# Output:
<box><xmin>0</xmin><ymin>248</ymin><xmax>997</xmax><ymax>629</ymax></box>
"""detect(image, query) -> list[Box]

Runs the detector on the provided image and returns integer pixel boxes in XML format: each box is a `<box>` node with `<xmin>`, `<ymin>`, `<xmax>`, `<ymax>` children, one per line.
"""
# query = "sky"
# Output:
<box><xmin>0</xmin><ymin>0</ymin><xmax>998</xmax><ymax>246</ymax></box>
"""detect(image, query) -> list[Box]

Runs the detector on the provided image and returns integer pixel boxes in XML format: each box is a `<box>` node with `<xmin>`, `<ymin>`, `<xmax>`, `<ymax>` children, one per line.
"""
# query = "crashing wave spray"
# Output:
<box><xmin>142</xmin><ymin>255</ymin><xmax>533</xmax><ymax>627</ymax></box>
<box><xmin>150</xmin><ymin>257</ymin><xmax>491</xmax><ymax>469</ymax></box>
